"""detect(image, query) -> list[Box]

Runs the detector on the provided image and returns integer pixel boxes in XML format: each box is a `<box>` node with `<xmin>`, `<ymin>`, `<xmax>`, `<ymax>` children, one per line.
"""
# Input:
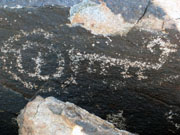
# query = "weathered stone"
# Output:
<box><xmin>0</xmin><ymin>1</ymin><xmax>180</xmax><ymax>135</ymax></box>
<box><xmin>69</xmin><ymin>0</ymin><xmax>180</xmax><ymax>35</ymax></box>
<box><xmin>69</xmin><ymin>0</ymin><xmax>133</xmax><ymax>36</ymax></box>
<box><xmin>136</xmin><ymin>0</ymin><xmax>180</xmax><ymax>32</ymax></box>
<box><xmin>0</xmin><ymin>84</ymin><xmax>27</xmax><ymax>135</ymax></box>
<box><xmin>17</xmin><ymin>96</ymin><xmax>134</xmax><ymax>135</ymax></box>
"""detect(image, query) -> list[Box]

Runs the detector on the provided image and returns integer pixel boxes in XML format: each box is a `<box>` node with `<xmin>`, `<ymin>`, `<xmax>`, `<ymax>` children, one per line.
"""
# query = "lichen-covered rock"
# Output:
<box><xmin>17</xmin><ymin>96</ymin><xmax>134</xmax><ymax>135</ymax></box>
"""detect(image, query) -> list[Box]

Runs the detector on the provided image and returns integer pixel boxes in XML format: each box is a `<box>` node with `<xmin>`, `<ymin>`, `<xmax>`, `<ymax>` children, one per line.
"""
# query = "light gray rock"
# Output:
<box><xmin>69</xmin><ymin>0</ymin><xmax>180</xmax><ymax>36</ymax></box>
<box><xmin>17</xmin><ymin>96</ymin><xmax>135</xmax><ymax>135</ymax></box>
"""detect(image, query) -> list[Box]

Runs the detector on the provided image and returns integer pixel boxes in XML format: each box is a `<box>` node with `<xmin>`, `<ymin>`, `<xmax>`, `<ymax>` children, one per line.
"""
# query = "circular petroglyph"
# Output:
<box><xmin>1</xmin><ymin>29</ymin><xmax>65</xmax><ymax>89</ymax></box>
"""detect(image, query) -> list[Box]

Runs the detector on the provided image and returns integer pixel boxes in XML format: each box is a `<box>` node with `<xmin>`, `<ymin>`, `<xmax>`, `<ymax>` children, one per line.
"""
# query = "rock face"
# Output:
<box><xmin>69</xmin><ymin>0</ymin><xmax>180</xmax><ymax>35</ymax></box>
<box><xmin>0</xmin><ymin>0</ymin><xmax>180</xmax><ymax>135</ymax></box>
<box><xmin>17</xmin><ymin>96</ymin><xmax>134</xmax><ymax>135</ymax></box>
<box><xmin>69</xmin><ymin>0</ymin><xmax>133</xmax><ymax>36</ymax></box>
<box><xmin>0</xmin><ymin>85</ymin><xmax>28</xmax><ymax>135</ymax></box>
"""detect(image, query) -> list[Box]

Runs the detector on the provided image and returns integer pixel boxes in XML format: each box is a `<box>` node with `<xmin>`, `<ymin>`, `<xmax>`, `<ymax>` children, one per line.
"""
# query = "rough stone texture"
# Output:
<box><xmin>69</xmin><ymin>0</ymin><xmax>134</xmax><ymax>36</ymax></box>
<box><xmin>0</xmin><ymin>85</ymin><xmax>28</xmax><ymax>135</ymax></box>
<box><xmin>0</xmin><ymin>1</ymin><xmax>180</xmax><ymax>135</ymax></box>
<box><xmin>17</xmin><ymin>96</ymin><xmax>134</xmax><ymax>135</ymax></box>
<box><xmin>136</xmin><ymin>0</ymin><xmax>180</xmax><ymax>32</ymax></box>
<box><xmin>69</xmin><ymin>0</ymin><xmax>180</xmax><ymax>35</ymax></box>
<box><xmin>0</xmin><ymin>0</ymin><xmax>82</xmax><ymax>8</ymax></box>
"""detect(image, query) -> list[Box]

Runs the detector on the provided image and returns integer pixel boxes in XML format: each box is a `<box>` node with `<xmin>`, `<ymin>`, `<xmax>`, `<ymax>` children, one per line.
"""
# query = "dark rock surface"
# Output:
<box><xmin>0</xmin><ymin>1</ymin><xmax>180</xmax><ymax>135</ymax></box>
<box><xmin>0</xmin><ymin>85</ymin><xmax>27</xmax><ymax>135</ymax></box>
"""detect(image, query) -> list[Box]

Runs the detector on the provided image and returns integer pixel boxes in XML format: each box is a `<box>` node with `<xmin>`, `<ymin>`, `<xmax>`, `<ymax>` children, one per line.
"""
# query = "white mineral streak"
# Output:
<box><xmin>69</xmin><ymin>0</ymin><xmax>134</xmax><ymax>36</ymax></box>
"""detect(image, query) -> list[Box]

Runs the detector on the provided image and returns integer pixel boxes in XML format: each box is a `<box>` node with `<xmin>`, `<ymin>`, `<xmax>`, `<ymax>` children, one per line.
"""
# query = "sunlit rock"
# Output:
<box><xmin>17</xmin><ymin>96</ymin><xmax>134</xmax><ymax>135</ymax></box>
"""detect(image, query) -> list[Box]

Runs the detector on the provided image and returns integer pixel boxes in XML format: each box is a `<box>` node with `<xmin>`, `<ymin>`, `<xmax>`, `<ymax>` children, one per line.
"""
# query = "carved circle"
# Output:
<box><xmin>1</xmin><ymin>29</ymin><xmax>65</xmax><ymax>89</ymax></box>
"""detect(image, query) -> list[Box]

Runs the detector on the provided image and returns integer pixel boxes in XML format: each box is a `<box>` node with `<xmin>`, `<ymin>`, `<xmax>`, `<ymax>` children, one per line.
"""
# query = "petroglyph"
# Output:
<box><xmin>0</xmin><ymin>5</ymin><xmax>180</xmax><ymax>135</ymax></box>
<box><xmin>165</xmin><ymin>110</ymin><xmax>180</xmax><ymax>131</ymax></box>
<box><xmin>68</xmin><ymin>36</ymin><xmax>177</xmax><ymax>80</ymax></box>
<box><xmin>0</xmin><ymin>26</ymin><xmax>178</xmax><ymax>94</ymax></box>
<box><xmin>0</xmin><ymin>29</ymin><xmax>65</xmax><ymax>89</ymax></box>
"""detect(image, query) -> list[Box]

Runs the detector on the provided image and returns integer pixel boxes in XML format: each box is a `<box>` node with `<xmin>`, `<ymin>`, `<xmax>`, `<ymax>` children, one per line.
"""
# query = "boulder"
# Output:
<box><xmin>17</xmin><ymin>96</ymin><xmax>134</xmax><ymax>135</ymax></box>
<box><xmin>0</xmin><ymin>0</ymin><xmax>180</xmax><ymax>135</ymax></box>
